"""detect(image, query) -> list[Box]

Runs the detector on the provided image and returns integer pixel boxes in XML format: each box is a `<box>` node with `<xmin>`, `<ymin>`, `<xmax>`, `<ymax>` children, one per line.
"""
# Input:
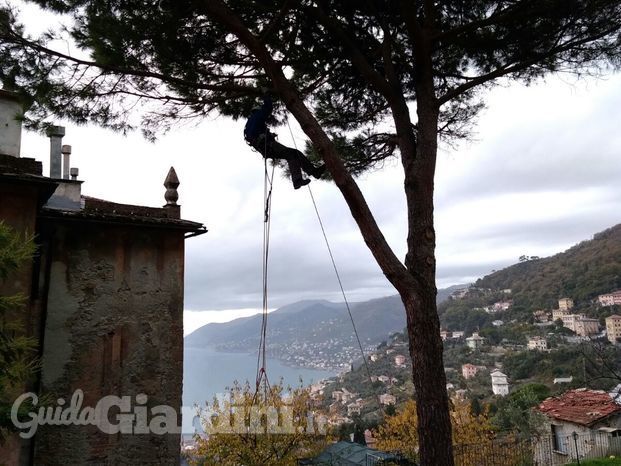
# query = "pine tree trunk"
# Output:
<box><xmin>402</xmin><ymin>60</ymin><xmax>455</xmax><ymax>463</ymax></box>
<box><xmin>402</xmin><ymin>291</ymin><xmax>453</xmax><ymax>465</ymax></box>
<box><xmin>399</xmin><ymin>142</ymin><xmax>455</xmax><ymax>466</ymax></box>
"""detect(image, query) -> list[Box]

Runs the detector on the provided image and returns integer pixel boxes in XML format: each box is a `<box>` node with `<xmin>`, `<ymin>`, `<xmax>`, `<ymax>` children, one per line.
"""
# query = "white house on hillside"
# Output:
<box><xmin>598</xmin><ymin>290</ymin><xmax>621</xmax><ymax>307</ymax></box>
<box><xmin>394</xmin><ymin>354</ymin><xmax>406</xmax><ymax>366</ymax></box>
<box><xmin>490</xmin><ymin>370</ymin><xmax>509</xmax><ymax>396</ymax></box>
<box><xmin>558</xmin><ymin>297</ymin><xmax>574</xmax><ymax>311</ymax></box>
<box><xmin>379</xmin><ymin>394</ymin><xmax>396</xmax><ymax>406</ymax></box>
<box><xmin>527</xmin><ymin>336</ymin><xmax>548</xmax><ymax>351</ymax></box>
<box><xmin>466</xmin><ymin>332</ymin><xmax>485</xmax><ymax>350</ymax></box>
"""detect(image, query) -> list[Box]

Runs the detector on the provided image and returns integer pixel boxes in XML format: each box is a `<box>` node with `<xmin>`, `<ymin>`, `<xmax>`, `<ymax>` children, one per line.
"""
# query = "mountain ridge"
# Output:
<box><xmin>186</xmin><ymin>222</ymin><xmax>621</xmax><ymax>370</ymax></box>
<box><xmin>475</xmin><ymin>223</ymin><xmax>621</xmax><ymax>309</ymax></box>
<box><xmin>184</xmin><ymin>286</ymin><xmax>463</xmax><ymax>370</ymax></box>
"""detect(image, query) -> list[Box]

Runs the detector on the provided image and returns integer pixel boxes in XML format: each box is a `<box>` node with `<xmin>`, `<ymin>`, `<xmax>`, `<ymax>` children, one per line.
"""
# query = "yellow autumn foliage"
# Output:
<box><xmin>374</xmin><ymin>399</ymin><xmax>493</xmax><ymax>461</ymax></box>
<box><xmin>189</xmin><ymin>382</ymin><xmax>329</xmax><ymax>466</ymax></box>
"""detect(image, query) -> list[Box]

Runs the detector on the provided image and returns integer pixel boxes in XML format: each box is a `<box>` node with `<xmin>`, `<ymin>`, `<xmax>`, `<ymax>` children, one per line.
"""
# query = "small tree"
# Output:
<box><xmin>190</xmin><ymin>381</ymin><xmax>328</xmax><ymax>466</ymax></box>
<box><xmin>0</xmin><ymin>222</ymin><xmax>37</xmax><ymax>443</ymax></box>
<box><xmin>492</xmin><ymin>383</ymin><xmax>549</xmax><ymax>438</ymax></box>
<box><xmin>374</xmin><ymin>399</ymin><xmax>494</xmax><ymax>462</ymax></box>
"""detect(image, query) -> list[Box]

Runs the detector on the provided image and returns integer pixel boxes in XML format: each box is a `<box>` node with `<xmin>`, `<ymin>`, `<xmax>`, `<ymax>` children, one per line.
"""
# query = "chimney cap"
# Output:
<box><xmin>61</xmin><ymin>144</ymin><xmax>72</xmax><ymax>154</ymax></box>
<box><xmin>46</xmin><ymin>125</ymin><xmax>66</xmax><ymax>138</ymax></box>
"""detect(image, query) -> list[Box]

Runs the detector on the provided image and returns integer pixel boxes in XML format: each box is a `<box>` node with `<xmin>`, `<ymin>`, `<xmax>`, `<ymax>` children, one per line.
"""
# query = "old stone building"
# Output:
<box><xmin>0</xmin><ymin>90</ymin><xmax>206</xmax><ymax>465</ymax></box>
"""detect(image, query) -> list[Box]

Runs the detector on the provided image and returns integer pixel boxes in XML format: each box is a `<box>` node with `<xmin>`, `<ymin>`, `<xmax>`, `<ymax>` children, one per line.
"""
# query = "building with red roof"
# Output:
<box><xmin>534</xmin><ymin>388</ymin><xmax>621</xmax><ymax>461</ymax></box>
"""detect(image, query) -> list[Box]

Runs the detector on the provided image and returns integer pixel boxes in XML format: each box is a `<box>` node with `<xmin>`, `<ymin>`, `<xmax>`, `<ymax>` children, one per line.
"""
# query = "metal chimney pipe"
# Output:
<box><xmin>46</xmin><ymin>125</ymin><xmax>65</xmax><ymax>178</ymax></box>
<box><xmin>61</xmin><ymin>144</ymin><xmax>72</xmax><ymax>179</ymax></box>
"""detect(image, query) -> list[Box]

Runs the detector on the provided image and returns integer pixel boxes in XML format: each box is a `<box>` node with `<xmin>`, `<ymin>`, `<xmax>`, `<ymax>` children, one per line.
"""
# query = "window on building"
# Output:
<box><xmin>551</xmin><ymin>425</ymin><xmax>567</xmax><ymax>453</ymax></box>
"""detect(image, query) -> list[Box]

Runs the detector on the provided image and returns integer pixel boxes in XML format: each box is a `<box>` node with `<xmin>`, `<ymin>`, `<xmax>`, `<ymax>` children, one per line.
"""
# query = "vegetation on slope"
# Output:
<box><xmin>475</xmin><ymin>224</ymin><xmax>621</xmax><ymax>310</ymax></box>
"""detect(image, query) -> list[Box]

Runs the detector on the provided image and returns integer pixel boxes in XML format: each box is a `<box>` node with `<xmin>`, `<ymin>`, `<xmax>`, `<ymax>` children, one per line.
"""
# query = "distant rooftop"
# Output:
<box><xmin>298</xmin><ymin>441</ymin><xmax>410</xmax><ymax>465</ymax></box>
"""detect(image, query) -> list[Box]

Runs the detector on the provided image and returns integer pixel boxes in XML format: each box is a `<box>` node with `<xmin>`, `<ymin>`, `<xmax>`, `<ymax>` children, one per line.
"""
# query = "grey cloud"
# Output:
<box><xmin>184</xmin><ymin>221</ymin><xmax>393</xmax><ymax>310</ymax></box>
<box><xmin>436</xmin><ymin>82</ymin><xmax>621</xmax><ymax>206</ymax></box>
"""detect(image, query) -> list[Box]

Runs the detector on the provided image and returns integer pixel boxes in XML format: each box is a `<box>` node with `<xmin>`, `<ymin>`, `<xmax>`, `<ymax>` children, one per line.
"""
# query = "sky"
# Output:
<box><xmin>8</xmin><ymin>2</ymin><xmax>621</xmax><ymax>334</ymax></box>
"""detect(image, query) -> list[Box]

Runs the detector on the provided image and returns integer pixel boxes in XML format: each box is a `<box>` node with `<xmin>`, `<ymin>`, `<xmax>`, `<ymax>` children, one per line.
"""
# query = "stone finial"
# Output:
<box><xmin>164</xmin><ymin>167</ymin><xmax>180</xmax><ymax>218</ymax></box>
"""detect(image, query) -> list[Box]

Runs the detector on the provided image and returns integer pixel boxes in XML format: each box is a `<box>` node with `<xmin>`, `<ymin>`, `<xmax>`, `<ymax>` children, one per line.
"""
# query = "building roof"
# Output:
<box><xmin>607</xmin><ymin>315</ymin><xmax>621</xmax><ymax>320</ymax></box>
<box><xmin>41</xmin><ymin>196</ymin><xmax>206</xmax><ymax>234</ymax></box>
<box><xmin>538</xmin><ymin>389</ymin><xmax>621</xmax><ymax>427</ymax></box>
<box><xmin>0</xmin><ymin>155</ymin><xmax>59</xmax><ymax>206</ymax></box>
<box><xmin>553</xmin><ymin>377</ymin><xmax>573</xmax><ymax>384</ymax></box>
<box><xmin>298</xmin><ymin>441</ymin><xmax>408</xmax><ymax>465</ymax></box>
<box><xmin>2</xmin><ymin>152</ymin><xmax>205</xmax><ymax>235</ymax></box>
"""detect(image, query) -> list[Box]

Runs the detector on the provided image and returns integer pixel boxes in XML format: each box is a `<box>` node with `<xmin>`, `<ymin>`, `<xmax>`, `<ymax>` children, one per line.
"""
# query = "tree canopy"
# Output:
<box><xmin>374</xmin><ymin>399</ymin><xmax>495</xmax><ymax>463</ymax></box>
<box><xmin>190</xmin><ymin>381</ymin><xmax>328</xmax><ymax>466</ymax></box>
<box><xmin>2</xmin><ymin>1</ymin><xmax>619</xmax><ymax>146</ymax></box>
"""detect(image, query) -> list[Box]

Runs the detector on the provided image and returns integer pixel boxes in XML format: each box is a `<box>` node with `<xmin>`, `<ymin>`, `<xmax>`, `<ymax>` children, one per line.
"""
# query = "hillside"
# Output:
<box><xmin>185</xmin><ymin>286</ymin><xmax>461</xmax><ymax>371</ymax></box>
<box><xmin>437</xmin><ymin>223</ymin><xmax>621</xmax><ymax>334</ymax></box>
<box><xmin>475</xmin><ymin>223</ymin><xmax>621</xmax><ymax>309</ymax></box>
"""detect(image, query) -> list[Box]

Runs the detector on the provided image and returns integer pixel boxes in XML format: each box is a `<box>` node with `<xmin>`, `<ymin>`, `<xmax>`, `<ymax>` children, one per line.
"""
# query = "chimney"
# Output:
<box><xmin>0</xmin><ymin>90</ymin><xmax>24</xmax><ymax>157</ymax></box>
<box><xmin>62</xmin><ymin>144</ymin><xmax>72</xmax><ymax>179</ymax></box>
<box><xmin>46</xmin><ymin>125</ymin><xmax>65</xmax><ymax>178</ymax></box>
<box><xmin>43</xmin><ymin>130</ymin><xmax>83</xmax><ymax>211</ymax></box>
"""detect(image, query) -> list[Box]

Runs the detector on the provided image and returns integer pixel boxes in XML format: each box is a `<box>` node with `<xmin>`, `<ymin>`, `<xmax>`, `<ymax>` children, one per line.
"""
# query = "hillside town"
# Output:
<box><xmin>306</xmin><ymin>284</ymin><xmax>621</xmax><ymax>463</ymax></box>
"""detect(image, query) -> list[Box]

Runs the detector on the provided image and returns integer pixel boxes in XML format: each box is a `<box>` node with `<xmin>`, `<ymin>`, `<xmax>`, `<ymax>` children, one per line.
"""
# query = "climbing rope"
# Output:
<box><xmin>255</xmin><ymin>139</ymin><xmax>275</xmax><ymax>400</ymax></box>
<box><xmin>251</xmin><ymin>117</ymin><xmax>375</xmax><ymax>408</ymax></box>
<box><xmin>285</xmin><ymin>118</ymin><xmax>373</xmax><ymax>382</ymax></box>
<box><xmin>305</xmin><ymin>185</ymin><xmax>373</xmax><ymax>381</ymax></box>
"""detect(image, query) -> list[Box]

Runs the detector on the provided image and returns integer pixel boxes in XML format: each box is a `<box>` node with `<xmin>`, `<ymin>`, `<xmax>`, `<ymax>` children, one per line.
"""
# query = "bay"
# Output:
<box><xmin>181</xmin><ymin>347</ymin><xmax>336</xmax><ymax>434</ymax></box>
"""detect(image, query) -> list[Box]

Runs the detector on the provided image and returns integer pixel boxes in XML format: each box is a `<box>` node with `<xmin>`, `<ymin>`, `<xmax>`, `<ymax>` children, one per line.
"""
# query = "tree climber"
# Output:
<box><xmin>244</xmin><ymin>92</ymin><xmax>325</xmax><ymax>189</ymax></box>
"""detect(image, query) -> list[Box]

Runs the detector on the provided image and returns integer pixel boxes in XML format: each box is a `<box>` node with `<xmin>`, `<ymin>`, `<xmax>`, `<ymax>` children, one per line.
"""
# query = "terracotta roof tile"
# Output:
<box><xmin>538</xmin><ymin>389</ymin><xmax>621</xmax><ymax>427</ymax></box>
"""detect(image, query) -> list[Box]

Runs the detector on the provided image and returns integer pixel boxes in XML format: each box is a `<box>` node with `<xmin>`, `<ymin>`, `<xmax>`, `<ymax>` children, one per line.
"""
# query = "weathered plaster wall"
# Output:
<box><xmin>34</xmin><ymin>221</ymin><xmax>185</xmax><ymax>465</ymax></box>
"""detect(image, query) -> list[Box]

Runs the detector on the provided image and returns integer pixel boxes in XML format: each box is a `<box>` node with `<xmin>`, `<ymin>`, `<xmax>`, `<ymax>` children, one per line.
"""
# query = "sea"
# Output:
<box><xmin>181</xmin><ymin>347</ymin><xmax>336</xmax><ymax>435</ymax></box>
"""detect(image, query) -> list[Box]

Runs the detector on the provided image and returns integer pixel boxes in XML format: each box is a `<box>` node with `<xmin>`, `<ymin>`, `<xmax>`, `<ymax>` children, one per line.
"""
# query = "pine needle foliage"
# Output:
<box><xmin>0</xmin><ymin>222</ymin><xmax>38</xmax><ymax>444</ymax></box>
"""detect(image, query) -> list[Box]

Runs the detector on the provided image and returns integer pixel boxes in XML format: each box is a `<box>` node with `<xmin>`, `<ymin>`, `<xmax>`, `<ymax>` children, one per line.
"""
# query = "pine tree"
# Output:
<box><xmin>2</xmin><ymin>2</ymin><xmax>620</xmax><ymax>463</ymax></box>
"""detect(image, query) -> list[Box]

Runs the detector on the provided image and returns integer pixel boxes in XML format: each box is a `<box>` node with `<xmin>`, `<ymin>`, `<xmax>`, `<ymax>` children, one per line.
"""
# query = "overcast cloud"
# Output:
<box><xmin>11</xmin><ymin>3</ymin><xmax>621</xmax><ymax>320</ymax></box>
